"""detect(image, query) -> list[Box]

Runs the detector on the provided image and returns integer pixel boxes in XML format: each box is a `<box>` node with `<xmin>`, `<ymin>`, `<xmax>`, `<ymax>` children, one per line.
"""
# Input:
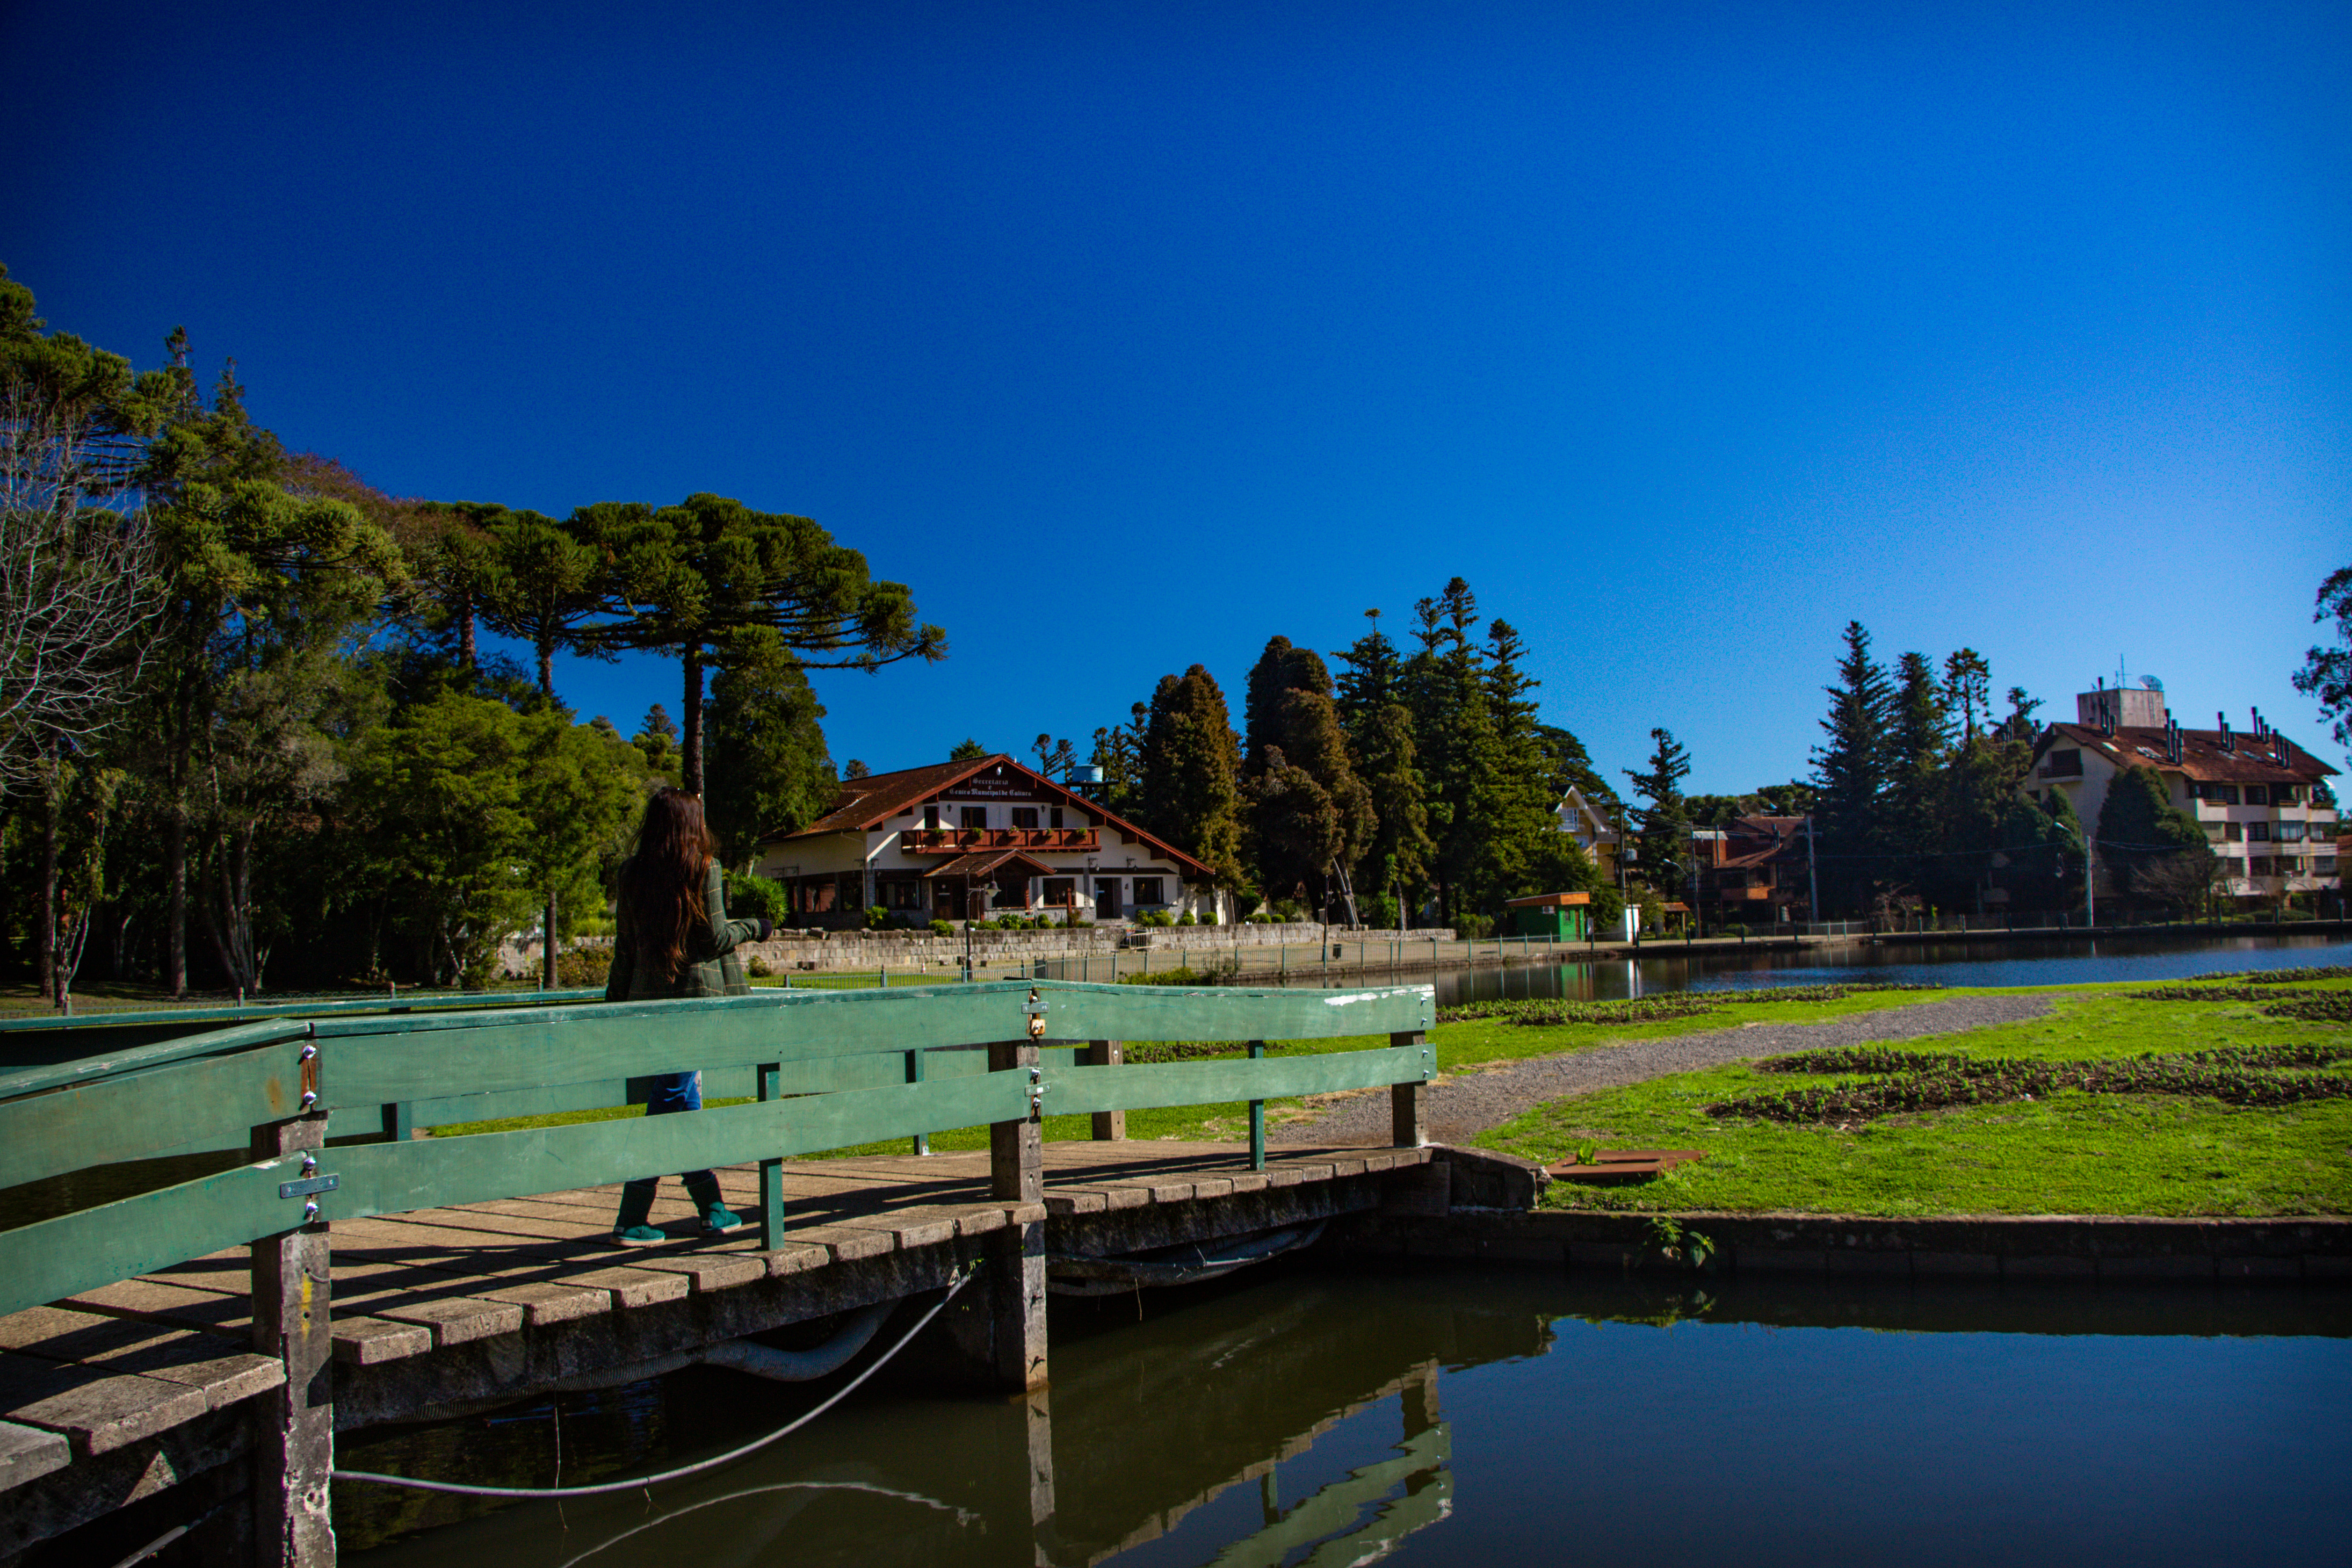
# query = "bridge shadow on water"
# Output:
<box><xmin>335</xmin><ymin>1257</ymin><xmax>2352</xmax><ymax>1568</ymax></box>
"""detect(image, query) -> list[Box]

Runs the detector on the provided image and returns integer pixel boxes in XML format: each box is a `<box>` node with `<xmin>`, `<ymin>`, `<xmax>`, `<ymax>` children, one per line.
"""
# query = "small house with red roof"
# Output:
<box><xmin>752</xmin><ymin>754</ymin><xmax>1223</xmax><ymax>928</ymax></box>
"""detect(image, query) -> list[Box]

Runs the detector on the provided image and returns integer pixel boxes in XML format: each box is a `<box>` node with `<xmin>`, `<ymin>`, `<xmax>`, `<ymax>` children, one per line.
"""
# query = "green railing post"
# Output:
<box><xmin>1085</xmin><ymin>1040</ymin><xmax>1124</xmax><ymax>1140</ymax></box>
<box><xmin>758</xmin><ymin>1062</ymin><xmax>786</xmax><ymax>1248</ymax></box>
<box><xmin>1247</xmin><ymin>1041</ymin><xmax>1266</xmax><ymax>1171</ymax></box>
<box><xmin>907</xmin><ymin>1048</ymin><xmax>930</xmax><ymax>1156</ymax></box>
<box><xmin>250</xmin><ymin>1066</ymin><xmax>333</xmax><ymax>1566</ymax></box>
<box><xmin>380</xmin><ymin>1102</ymin><xmax>413</xmax><ymax>1143</ymax></box>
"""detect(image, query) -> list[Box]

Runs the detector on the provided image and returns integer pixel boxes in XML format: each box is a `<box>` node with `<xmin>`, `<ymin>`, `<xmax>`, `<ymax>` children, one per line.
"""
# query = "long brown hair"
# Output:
<box><xmin>618</xmin><ymin>788</ymin><xmax>716</xmax><ymax>982</ymax></box>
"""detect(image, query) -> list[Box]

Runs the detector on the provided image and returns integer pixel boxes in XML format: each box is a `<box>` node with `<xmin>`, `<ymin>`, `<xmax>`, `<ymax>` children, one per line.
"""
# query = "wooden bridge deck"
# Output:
<box><xmin>0</xmin><ymin>1139</ymin><xmax>1433</xmax><ymax>1526</ymax></box>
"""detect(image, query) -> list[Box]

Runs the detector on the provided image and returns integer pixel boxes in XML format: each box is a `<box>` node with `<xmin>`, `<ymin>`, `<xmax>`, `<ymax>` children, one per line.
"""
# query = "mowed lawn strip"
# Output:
<box><xmin>1476</xmin><ymin>979</ymin><xmax>2352</xmax><ymax>1218</ymax></box>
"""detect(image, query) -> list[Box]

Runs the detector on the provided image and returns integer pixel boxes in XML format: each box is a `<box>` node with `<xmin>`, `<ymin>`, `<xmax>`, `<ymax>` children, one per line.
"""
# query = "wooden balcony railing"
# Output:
<box><xmin>902</xmin><ymin>827</ymin><xmax>1100</xmax><ymax>853</ymax></box>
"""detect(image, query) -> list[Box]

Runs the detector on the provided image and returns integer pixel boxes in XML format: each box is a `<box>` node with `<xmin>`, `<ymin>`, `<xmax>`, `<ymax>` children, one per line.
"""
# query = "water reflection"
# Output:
<box><xmin>341</xmin><ymin>1263</ymin><xmax>2352</xmax><ymax>1568</ymax></box>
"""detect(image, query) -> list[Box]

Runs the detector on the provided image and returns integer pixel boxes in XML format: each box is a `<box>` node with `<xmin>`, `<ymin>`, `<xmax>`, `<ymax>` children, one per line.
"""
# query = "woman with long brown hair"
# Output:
<box><xmin>604</xmin><ymin>788</ymin><xmax>772</xmax><ymax>1244</ymax></box>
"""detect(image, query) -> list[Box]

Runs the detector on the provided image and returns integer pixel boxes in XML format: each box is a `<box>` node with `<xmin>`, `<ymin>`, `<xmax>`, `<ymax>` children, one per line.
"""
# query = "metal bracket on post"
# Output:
<box><xmin>1024</xmin><ymin>987</ymin><xmax>1048</xmax><ymax>1040</ymax></box>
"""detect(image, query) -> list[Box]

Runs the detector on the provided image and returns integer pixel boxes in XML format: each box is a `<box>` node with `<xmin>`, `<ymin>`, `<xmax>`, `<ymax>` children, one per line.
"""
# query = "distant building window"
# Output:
<box><xmin>1042</xmin><ymin>877</ymin><xmax>1075</xmax><ymax>906</ymax></box>
<box><xmin>2277</xmin><ymin>822</ymin><xmax>2307</xmax><ymax>843</ymax></box>
<box><xmin>1132</xmin><ymin>877</ymin><xmax>1165</xmax><ymax>905</ymax></box>
<box><xmin>2247</xmin><ymin>822</ymin><xmax>2270</xmax><ymax>843</ymax></box>
<box><xmin>2207</xmin><ymin>784</ymin><xmax>2241</xmax><ymax>805</ymax></box>
<box><xmin>2225</xmin><ymin>823</ymin><xmax>2243</xmax><ymax>842</ymax></box>
<box><xmin>2044</xmin><ymin>750</ymin><xmax>2083</xmax><ymax>778</ymax></box>
<box><xmin>961</xmin><ymin>806</ymin><xmax>988</xmax><ymax>830</ymax></box>
<box><xmin>2318</xmin><ymin>856</ymin><xmax>2339</xmax><ymax>874</ymax></box>
<box><xmin>1011</xmin><ymin>808</ymin><xmax>1040</xmax><ymax>830</ymax></box>
<box><xmin>2203</xmin><ymin>823</ymin><xmax>2227</xmax><ymax>842</ymax></box>
<box><xmin>923</xmin><ymin>806</ymin><xmax>941</xmax><ymax>831</ymax></box>
<box><xmin>2244</xmin><ymin>785</ymin><xmax>2269</xmax><ymax>805</ymax></box>
<box><xmin>1049</xmin><ymin>807</ymin><xmax>1064</xmax><ymax>829</ymax></box>
<box><xmin>2249</xmin><ymin>858</ymin><xmax>2275</xmax><ymax>877</ymax></box>
<box><xmin>882</xmin><ymin>879</ymin><xmax>922</xmax><ymax>910</ymax></box>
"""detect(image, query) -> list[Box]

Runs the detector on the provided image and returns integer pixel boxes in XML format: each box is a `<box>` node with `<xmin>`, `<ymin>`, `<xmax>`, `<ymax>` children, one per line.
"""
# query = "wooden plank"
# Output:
<box><xmin>310</xmin><ymin>982</ymin><xmax>1430</xmax><ymax>1106</ymax></box>
<box><xmin>0</xmin><ymin>1352</ymin><xmax>208</xmax><ymax>1455</ymax></box>
<box><xmin>0</xmin><ymin>1017</ymin><xmax>310</xmax><ymax>1101</ymax></box>
<box><xmin>0</xmin><ymin>1306</ymin><xmax>278</xmax><ymax>1410</ymax></box>
<box><xmin>1046</xmin><ymin>1044</ymin><xmax>1429</xmax><ymax>1115</ymax></box>
<box><xmin>333</xmin><ymin>1317</ymin><xmax>435</xmax><ymax>1366</ymax></box>
<box><xmin>0</xmin><ymin>1420</ymin><xmax>70</xmax><ymax>1493</ymax></box>
<box><xmin>0</xmin><ymin>1040</ymin><xmax>314</xmax><ymax>1190</ymax></box>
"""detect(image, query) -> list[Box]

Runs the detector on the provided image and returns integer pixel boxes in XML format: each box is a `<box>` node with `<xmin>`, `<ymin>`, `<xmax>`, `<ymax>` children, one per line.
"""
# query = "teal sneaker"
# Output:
<box><xmin>612</xmin><ymin>1223</ymin><xmax>666</xmax><ymax>1247</ymax></box>
<box><xmin>701</xmin><ymin>1204</ymin><xmax>746</xmax><ymax>1236</ymax></box>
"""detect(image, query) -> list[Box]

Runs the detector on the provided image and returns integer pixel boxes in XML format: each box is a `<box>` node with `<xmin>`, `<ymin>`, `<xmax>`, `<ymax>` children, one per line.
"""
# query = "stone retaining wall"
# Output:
<box><xmin>1338</xmin><ymin>1207</ymin><xmax>2352</xmax><ymax>1281</ymax></box>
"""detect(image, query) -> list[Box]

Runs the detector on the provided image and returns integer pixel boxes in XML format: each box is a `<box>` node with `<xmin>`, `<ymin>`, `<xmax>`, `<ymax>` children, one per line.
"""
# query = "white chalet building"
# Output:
<box><xmin>753</xmin><ymin>754</ymin><xmax>1223</xmax><ymax>928</ymax></box>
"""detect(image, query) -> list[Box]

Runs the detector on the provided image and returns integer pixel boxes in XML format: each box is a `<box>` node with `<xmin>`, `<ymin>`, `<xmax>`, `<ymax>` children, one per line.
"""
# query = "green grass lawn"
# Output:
<box><xmin>1477</xmin><ymin>980</ymin><xmax>2352</xmax><ymax>1217</ymax></box>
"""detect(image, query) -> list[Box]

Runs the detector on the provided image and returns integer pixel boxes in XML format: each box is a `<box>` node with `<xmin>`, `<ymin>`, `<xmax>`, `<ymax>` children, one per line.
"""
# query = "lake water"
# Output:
<box><xmin>339</xmin><ymin>1263</ymin><xmax>2352</xmax><ymax>1567</ymax></box>
<box><xmin>1432</xmin><ymin>930</ymin><xmax>2352</xmax><ymax>1006</ymax></box>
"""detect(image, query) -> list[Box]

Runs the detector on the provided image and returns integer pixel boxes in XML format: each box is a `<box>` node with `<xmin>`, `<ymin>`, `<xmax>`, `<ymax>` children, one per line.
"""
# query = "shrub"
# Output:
<box><xmin>1453</xmin><ymin>913</ymin><xmax>1495</xmax><ymax>940</ymax></box>
<box><xmin>556</xmin><ymin>948</ymin><xmax>610</xmax><ymax>989</ymax></box>
<box><xmin>929</xmin><ymin>918</ymin><xmax>955</xmax><ymax>937</ymax></box>
<box><xmin>1176</xmin><ymin>912</ymin><xmax>1197</xmax><ymax>926</ymax></box>
<box><xmin>865</xmin><ymin>904</ymin><xmax>891</xmax><ymax>930</ymax></box>
<box><xmin>746</xmin><ymin>955</ymin><xmax>772</xmax><ymax>978</ymax></box>
<box><xmin>724</xmin><ymin>870</ymin><xmax>785</xmax><ymax>922</ymax></box>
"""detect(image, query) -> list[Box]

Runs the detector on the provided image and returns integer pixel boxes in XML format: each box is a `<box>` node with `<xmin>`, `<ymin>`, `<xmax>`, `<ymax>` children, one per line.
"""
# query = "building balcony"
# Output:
<box><xmin>902</xmin><ymin>827</ymin><xmax>1100</xmax><ymax>854</ymax></box>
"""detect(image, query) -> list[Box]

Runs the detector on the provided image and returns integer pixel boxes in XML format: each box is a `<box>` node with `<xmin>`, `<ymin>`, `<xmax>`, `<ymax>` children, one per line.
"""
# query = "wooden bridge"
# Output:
<box><xmin>0</xmin><ymin>979</ymin><xmax>1475</xmax><ymax>1566</ymax></box>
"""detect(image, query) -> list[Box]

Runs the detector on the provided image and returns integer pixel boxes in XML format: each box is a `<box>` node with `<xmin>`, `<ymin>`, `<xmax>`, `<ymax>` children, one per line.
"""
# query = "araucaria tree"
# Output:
<box><xmin>593</xmin><ymin>493</ymin><xmax>946</xmax><ymax>795</ymax></box>
<box><xmin>1624</xmin><ymin>728</ymin><xmax>1694</xmax><ymax>904</ymax></box>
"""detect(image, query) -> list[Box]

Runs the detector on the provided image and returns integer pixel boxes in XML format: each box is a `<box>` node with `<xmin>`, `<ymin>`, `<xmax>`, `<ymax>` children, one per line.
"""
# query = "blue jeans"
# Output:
<box><xmin>614</xmin><ymin>1071</ymin><xmax>723</xmax><ymax>1230</ymax></box>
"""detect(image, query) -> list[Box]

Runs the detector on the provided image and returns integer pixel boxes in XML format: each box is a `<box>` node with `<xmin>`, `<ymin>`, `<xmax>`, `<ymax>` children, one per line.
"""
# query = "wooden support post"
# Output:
<box><xmin>986</xmin><ymin>1037</ymin><xmax>1048</xmax><ymax>1391</ymax></box>
<box><xmin>758</xmin><ymin>1063</ymin><xmax>785</xmax><ymax>1249</ymax></box>
<box><xmin>1247</xmin><ymin>1041</ymin><xmax>1266</xmax><ymax>1171</ymax></box>
<box><xmin>906</xmin><ymin>1048</ymin><xmax>931</xmax><ymax>1155</ymax></box>
<box><xmin>379</xmin><ymin>1102</ymin><xmax>412</xmax><ymax>1142</ymax></box>
<box><xmin>250</xmin><ymin>1106</ymin><xmax>334</xmax><ymax>1567</ymax></box>
<box><xmin>1390</xmin><ymin>1029</ymin><xmax>1426</xmax><ymax>1149</ymax></box>
<box><xmin>1084</xmin><ymin>1040</ymin><xmax>1123</xmax><ymax>1141</ymax></box>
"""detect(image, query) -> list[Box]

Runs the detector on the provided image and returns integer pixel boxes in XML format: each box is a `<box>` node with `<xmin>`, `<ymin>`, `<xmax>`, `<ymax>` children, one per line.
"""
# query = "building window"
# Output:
<box><xmin>2244</xmin><ymin>785</ymin><xmax>2269</xmax><ymax>806</ymax></box>
<box><xmin>2249</xmin><ymin>858</ymin><xmax>2275</xmax><ymax>877</ymax></box>
<box><xmin>2225</xmin><ymin>823</ymin><xmax>2243</xmax><ymax>842</ymax></box>
<box><xmin>2043</xmin><ymin>750</ymin><xmax>2083</xmax><ymax>778</ymax></box>
<box><xmin>1011</xmin><ymin>807</ymin><xmax>1040</xmax><ymax>830</ymax></box>
<box><xmin>1042</xmin><ymin>878</ymin><xmax>1075</xmax><ymax>907</ymax></box>
<box><xmin>961</xmin><ymin>806</ymin><xmax>988</xmax><ymax>830</ymax></box>
<box><xmin>2318</xmin><ymin>856</ymin><xmax>2339</xmax><ymax>874</ymax></box>
<box><xmin>923</xmin><ymin>805</ymin><xmax>941</xmax><ymax>831</ymax></box>
<box><xmin>1132</xmin><ymin>876</ymin><xmax>1165</xmax><ymax>906</ymax></box>
<box><xmin>882</xmin><ymin>878</ymin><xmax>922</xmax><ymax>910</ymax></box>
<box><xmin>2277</xmin><ymin>822</ymin><xmax>2306</xmax><ymax>843</ymax></box>
<box><xmin>1049</xmin><ymin>807</ymin><xmax>1064</xmax><ymax>830</ymax></box>
<box><xmin>2203</xmin><ymin>823</ymin><xmax>2227</xmax><ymax>843</ymax></box>
<box><xmin>2247</xmin><ymin>822</ymin><xmax>2270</xmax><ymax>843</ymax></box>
<box><xmin>2199</xmin><ymin>783</ymin><xmax>2241</xmax><ymax>805</ymax></box>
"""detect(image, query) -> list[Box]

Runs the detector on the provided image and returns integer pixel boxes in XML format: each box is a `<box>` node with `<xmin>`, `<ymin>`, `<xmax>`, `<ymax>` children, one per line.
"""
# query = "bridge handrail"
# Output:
<box><xmin>0</xmin><ymin>980</ymin><xmax>1434</xmax><ymax>1321</ymax></box>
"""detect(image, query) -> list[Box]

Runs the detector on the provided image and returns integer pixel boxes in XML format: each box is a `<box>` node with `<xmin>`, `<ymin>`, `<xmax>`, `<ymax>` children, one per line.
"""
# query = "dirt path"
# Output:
<box><xmin>1271</xmin><ymin>993</ymin><xmax>2057</xmax><ymax>1147</ymax></box>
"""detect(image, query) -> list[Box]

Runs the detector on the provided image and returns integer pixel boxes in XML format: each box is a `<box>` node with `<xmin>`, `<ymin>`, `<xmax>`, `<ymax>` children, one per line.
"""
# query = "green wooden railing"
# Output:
<box><xmin>0</xmin><ymin>979</ymin><xmax>1434</xmax><ymax>1323</ymax></box>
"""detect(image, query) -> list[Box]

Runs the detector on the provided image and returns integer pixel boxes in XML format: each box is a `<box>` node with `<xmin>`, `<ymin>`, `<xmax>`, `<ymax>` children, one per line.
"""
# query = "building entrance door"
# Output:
<box><xmin>1094</xmin><ymin>878</ymin><xmax>1122</xmax><ymax>919</ymax></box>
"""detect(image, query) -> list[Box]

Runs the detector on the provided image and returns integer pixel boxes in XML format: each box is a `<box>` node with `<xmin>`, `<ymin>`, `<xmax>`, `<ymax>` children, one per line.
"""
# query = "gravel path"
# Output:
<box><xmin>1271</xmin><ymin>994</ymin><xmax>2056</xmax><ymax>1147</ymax></box>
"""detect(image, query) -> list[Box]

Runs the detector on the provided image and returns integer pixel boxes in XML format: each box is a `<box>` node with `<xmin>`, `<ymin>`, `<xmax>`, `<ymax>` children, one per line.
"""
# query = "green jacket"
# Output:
<box><xmin>603</xmin><ymin>860</ymin><xmax>762</xmax><ymax>1002</ymax></box>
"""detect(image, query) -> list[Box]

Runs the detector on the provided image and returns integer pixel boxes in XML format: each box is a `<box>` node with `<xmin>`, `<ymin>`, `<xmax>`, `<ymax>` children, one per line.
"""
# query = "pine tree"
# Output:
<box><xmin>1469</xmin><ymin>619</ymin><xmax>1563</xmax><ymax>905</ymax></box>
<box><xmin>1089</xmin><ymin>701</ymin><xmax>1147</xmax><ymax>818</ymax></box>
<box><xmin>1810</xmin><ymin>621</ymin><xmax>1895</xmax><ymax>914</ymax></box>
<box><xmin>1242</xmin><ymin>637</ymin><xmax>1373</xmax><ymax>907</ymax></box>
<box><xmin>1882</xmin><ymin>651</ymin><xmax>1951</xmax><ymax>900</ymax></box>
<box><xmin>1332</xmin><ymin>608</ymin><xmax>1400</xmax><ymax>730</ymax></box>
<box><xmin>1137</xmin><ymin>665</ymin><xmax>1246</xmax><ymax>892</ymax></box>
<box><xmin>2096</xmin><ymin>765</ymin><xmax>2207</xmax><ymax>909</ymax></box>
<box><xmin>1352</xmin><ymin>702</ymin><xmax>1435</xmax><ymax>915</ymax></box>
<box><xmin>1401</xmin><ymin>578</ymin><xmax>1491</xmax><ymax>919</ymax></box>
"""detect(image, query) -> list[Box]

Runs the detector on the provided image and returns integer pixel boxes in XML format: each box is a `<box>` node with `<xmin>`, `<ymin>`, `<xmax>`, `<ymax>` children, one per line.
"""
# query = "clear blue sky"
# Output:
<box><xmin>7</xmin><ymin>0</ymin><xmax>2346</xmax><ymax>790</ymax></box>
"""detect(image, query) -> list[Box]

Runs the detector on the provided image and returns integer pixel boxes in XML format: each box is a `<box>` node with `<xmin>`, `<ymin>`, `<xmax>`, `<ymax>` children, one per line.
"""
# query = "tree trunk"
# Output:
<box><xmin>537</xmin><ymin>636</ymin><xmax>555</xmax><ymax>702</ymax></box>
<box><xmin>681</xmin><ymin>643</ymin><xmax>705</xmax><ymax>795</ymax></box>
<box><xmin>543</xmin><ymin>886</ymin><xmax>558</xmax><ymax>990</ymax></box>
<box><xmin>459</xmin><ymin>595</ymin><xmax>477</xmax><ymax>668</ymax></box>
<box><xmin>166</xmin><ymin>805</ymin><xmax>188</xmax><ymax>995</ymax></box>
<box><xmin>39</xmin><ymin>751</ymin><xmax>59</xmax><ymax>1009</ymax></box>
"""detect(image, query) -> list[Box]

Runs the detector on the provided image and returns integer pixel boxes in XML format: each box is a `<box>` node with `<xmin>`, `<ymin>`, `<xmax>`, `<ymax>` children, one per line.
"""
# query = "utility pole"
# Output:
<box><xmin>1805</xmin><ymin>813</ymin><xmax>1820</xmax><ymax>927</ymax></box>
<box><xmin>2086</xmin><ymin>827</ymin><xmax>2098</xmax><ymax>930</ymax></box>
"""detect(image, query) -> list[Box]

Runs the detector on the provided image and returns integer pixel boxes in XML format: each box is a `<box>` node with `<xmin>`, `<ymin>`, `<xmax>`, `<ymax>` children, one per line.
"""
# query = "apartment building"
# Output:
<box><xmin>2024</xmin><ymin>681</ymin><xmax>2339</xmax><ymax>903</ymax></box>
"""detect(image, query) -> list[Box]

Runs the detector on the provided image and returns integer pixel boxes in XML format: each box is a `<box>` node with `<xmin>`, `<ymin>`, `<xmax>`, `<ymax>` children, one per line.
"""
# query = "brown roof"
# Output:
<box><xmin>1719</xmin><ymin>815</ymin><xmax>1808</xmax><ymax>870</ymax></box>
<box><xmin>931</xmin><ymin>848</ymin><xmax>1056</xmax><ymax>880</ymax></box>
<box><xmin>2036</xmin><ymin>724</ymin><xmax>2337</xmax><ymax>785</ymax></box>
<box><xmin>1505</xmin><ymin>890</ymin><xmax>1592</xmax><ymax>907</ymax></box>
<box><xmin>763</xmin><ymin>754</ymin><xmax>1216</xmax><ymax>880</ymax></box>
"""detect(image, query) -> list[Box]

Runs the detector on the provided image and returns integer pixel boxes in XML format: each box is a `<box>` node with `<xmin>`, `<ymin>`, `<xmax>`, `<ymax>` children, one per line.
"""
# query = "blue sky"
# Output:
<box><xmin>7</xmin><ymin>0</ymin><xmax>2346</xmax><ymax>790</ymax></box>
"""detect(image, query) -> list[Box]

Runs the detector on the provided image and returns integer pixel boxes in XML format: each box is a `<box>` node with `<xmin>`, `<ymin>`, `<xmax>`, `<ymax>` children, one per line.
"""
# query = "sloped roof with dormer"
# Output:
<box><xmin>2034</xmin><ymin>724</ymin><xmax>2336</xmax><ymax>786</ymax></box>
<box><xmin>760</xmin><ymin>754</ymin><xmax>1216</xmax><ymax>879</ymax></box>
